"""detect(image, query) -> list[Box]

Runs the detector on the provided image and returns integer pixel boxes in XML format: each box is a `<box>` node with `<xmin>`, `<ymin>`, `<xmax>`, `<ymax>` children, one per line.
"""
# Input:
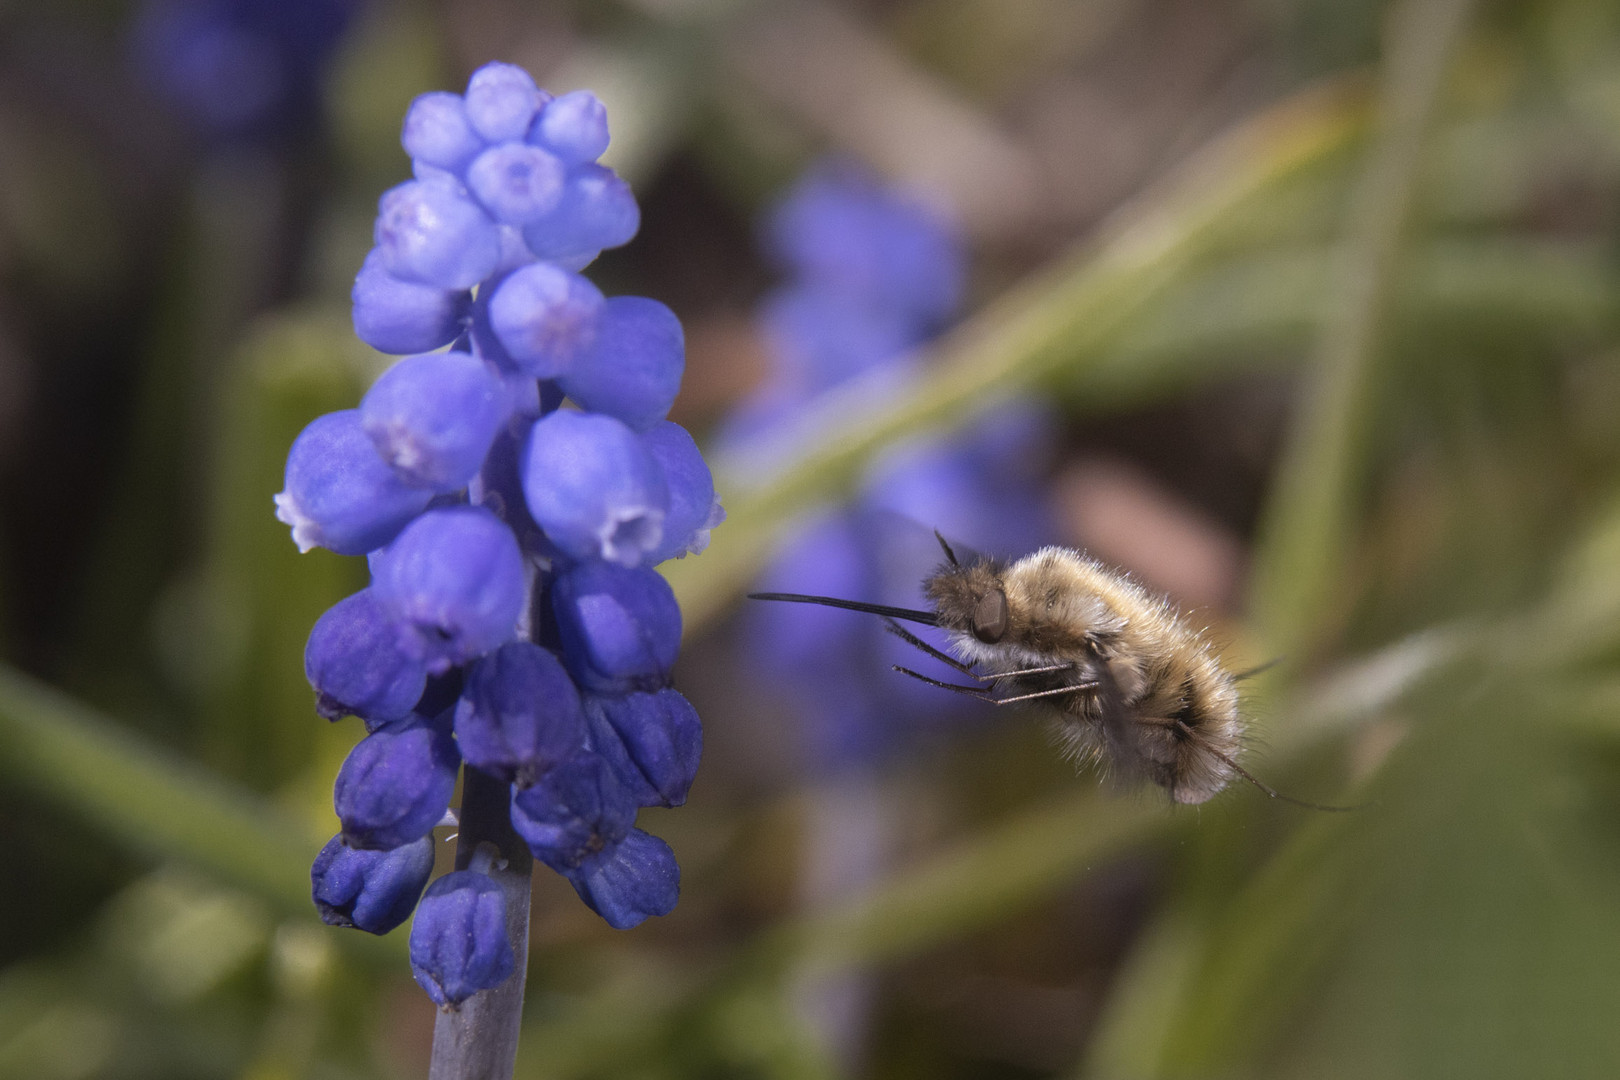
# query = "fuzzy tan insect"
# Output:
<box><xmin>753</xmin><ymin>534</ymin><xmax>1330</xmax><ymax>808</ymax></box>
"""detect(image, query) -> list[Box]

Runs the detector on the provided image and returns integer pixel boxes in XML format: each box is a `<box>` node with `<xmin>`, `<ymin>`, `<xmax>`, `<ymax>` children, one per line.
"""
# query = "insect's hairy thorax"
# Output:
<box><xmin>930</xmin><ymin>548</ymin><xmax>1158</xmax><ymax>687</ymax></box>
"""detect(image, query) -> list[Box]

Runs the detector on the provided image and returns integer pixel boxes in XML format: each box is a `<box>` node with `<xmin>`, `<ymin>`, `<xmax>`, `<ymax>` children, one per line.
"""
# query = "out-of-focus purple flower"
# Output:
<box><xmin>133</xmin><ymin>0</ymin><xmax>359</xmax><ymax>139</ymax></box>
<box><xmin>758</xmin><ymin>287</ymin><xmax>921</xmax><ymax>396</ymax></box>
<box><xmin>737</xmin><ymin>162</ymin><xmax>1056</xmax><ymax>774</ymax></box>
<box><xmin>763</xmin><ymin>161</ymin><xmax>965</xmax><ymax>329</ymax></box>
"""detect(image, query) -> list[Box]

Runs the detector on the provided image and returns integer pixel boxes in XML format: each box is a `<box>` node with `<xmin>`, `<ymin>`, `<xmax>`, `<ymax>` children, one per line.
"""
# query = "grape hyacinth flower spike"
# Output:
<box><xmin>277</xmin><ymin>61</ymin><xmax>718</xmax><ymax>1074</ymax></box>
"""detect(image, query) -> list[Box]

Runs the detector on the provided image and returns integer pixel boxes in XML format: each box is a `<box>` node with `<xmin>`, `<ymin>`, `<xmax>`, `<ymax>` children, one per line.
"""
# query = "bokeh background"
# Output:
<box><xmin>4</xmin><ymin>0</ymin><xmax>1620</xmax><ymax>1077</ymax></box>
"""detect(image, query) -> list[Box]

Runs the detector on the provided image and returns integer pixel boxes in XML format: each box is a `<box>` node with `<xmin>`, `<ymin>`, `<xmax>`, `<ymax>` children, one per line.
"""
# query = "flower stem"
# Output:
<box><xmin>428</xmin><ymin>765</ymin><xmax>533</xmax><ymax>1080</ymax></box>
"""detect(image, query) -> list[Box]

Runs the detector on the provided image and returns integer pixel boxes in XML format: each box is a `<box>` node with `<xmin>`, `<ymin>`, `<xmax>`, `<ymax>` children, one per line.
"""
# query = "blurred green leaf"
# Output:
<box><xmin>1248</xmin><ymin>0</ymin><xmax>1477</xmax><ymax>658</ymax></box>
<box><xmin>1146</xmin><ymin>673</ymin><xmax>1620</xmax><ymax>1080</ymax></box>
<box><xmin>0</xmin><ymin>663</ymin><xmax>318</xmax><ymax>918</ymax></box>
<box><xmin>179</xmin><ymin>309</ymin><xmax>374</xmax><ymax>793</ymax></box>
<box><xmin>666</xmin><ymin>78</ymin><xmax>1373</xmax><ymax>633</ymax></box>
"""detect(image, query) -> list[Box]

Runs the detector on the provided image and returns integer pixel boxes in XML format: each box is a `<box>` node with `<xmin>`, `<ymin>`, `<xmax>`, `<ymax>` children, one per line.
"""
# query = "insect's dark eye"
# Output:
<box><xmin>971</xmin><ymin>590</ymin><xmax>1009</xmax><ymax>644</ymax></box>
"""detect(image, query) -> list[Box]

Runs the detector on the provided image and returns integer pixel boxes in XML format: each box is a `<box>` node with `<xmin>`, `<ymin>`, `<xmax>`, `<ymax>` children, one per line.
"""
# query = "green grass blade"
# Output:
<box><xmin>1248</xmin><ymin>0</ymin><xmax>1478</xmax><ymax>656</ymax></box>
<box><xmin>665</xmin><ymin>78</ymin><xmax>1372</xmax><ymax>633</ymax></box>
<box><xmin>0</xmin><ymin>663</ymin><xmax>321</xmax><ymax>917</ymax></box>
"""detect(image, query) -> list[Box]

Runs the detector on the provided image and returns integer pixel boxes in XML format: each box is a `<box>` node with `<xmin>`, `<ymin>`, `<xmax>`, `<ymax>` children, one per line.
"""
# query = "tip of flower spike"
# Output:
<box><xmin>532</xmin><ymin>90</ymin><xmax>610</xmax><ymax>163</ymax></box>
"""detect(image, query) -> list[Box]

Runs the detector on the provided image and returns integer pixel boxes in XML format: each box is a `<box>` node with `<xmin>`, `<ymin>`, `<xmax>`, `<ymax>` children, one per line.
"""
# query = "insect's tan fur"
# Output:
<box><xmin>928</xmin><ymin>546</ymin><xmax>1242</xmax><ymax>804</ymax></box>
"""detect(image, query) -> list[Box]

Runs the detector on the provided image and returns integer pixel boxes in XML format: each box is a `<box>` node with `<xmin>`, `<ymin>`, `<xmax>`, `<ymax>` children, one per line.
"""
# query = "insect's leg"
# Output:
<box><xmin>1164</xmin><ymin>718</ymin><xmax>1358</xmax><ymax>812</ymax></box>
<box><xmin>881</xmin><ymin>618</ymin><xmax>989</xmax><ymax>679</ymax></box>
<box><xmin>892</xmin><ymin>665</ymin><xmax>996</xmax><ymax>699</ymax></box>
<box><xmin>984</xmin><ymin>681</ymin><xmax>1101</xmax><ymax>705</ymax></box>
<box><xmin>1232</xmin><ymin>657</ymin><xmax>1284</xmax><ymax>682</ymax></box>
<box><xmin>998</xmin><ymin>662</ymin><xmax>1084</xmax><ymax>677</ymax></box>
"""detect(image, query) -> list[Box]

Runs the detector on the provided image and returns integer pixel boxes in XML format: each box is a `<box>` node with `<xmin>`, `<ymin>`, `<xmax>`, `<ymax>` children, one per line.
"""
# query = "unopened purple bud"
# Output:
<box><xmin>311</xmin><ymin>833</ymin><xmax>435</xmax><ymax>935</ymax></box>
<box><xmin>487</xmin><ymin>263</ymin><xmax>604</xmax><ymax>378</ymax></box>
<box><xmin>510</xmin><ymin>750</ymin><xmax>636</xmax><ymax>870</ymax></box>
<box><xmin>455</xmin><ymin>642</ymin><xmax>586</xmax><ymax>785</ymax></box>
<box><xmin>409</xmin><ymin>870</ymin><xmax>515</xmax><ymax>1008</ymax></box>
<box><xmin>550</xmin><ymin>560</ymin><xmax>681</xmax><ymax>694</ymax></box>
<box><xmin>463</xmin><ymin>62</ymin><xmax>545</xmax><ymax>143</ymax></box>
<box><xmin>564</xmin><ymin>828</ymin><xmax>679</xmax><ymax>930</ymax></box>
<box><xmin>466</xmin><ymin>142</ymin><xmax>566</xmax><ymax>226</ymax></box>
<box><xmin>351</xmin><ymin>248</ymin><xmax>470</xmax><ymax>355</ymax></box>
<box><xmin>521</xmin><ymin>411</ymin><xmax>667</xmax><ymax>566</ymax></box>
<box><xmin>521</xmin><ymin>164</ymin><xmax>638</xmax><ymax>260</ymax></box>
<box><xmin>334</xmin><ymin>714</ymin><xmax>460</xmax><ymax>850</ymax></box>
<box><xmin>401</xmin><ymin>91</ymin><xmax>485</xmax><ymax>175</ymax></box>
<box><xmin>556</xmin><ymin>296</ymin><xmax>683</xmax><ymax>432</ymax></box>
<box><xmin>370</xmin><ymin>507</ymin><xmax>526</xmax><ymax>673</ymax></box>
<box><xmin>360</xmin><ymin>351</ymin><xmax>508</xmax><ymax>492</ymax></box>
<box><xmin>375</xmin><ymin>180</ymin><xmax>501</xmax><ymax>290</ymax></box>
<box><xmin>641</xmin><ymin>421</ymin><xmax>723</xmax><ymax>563</ymax></box>
<box><xmin>275</xmin><ymin>410</ymin><xmax>432</xmax><ymax>556</ymax></box>
<box><xmin>305</xmin><ymin>588</ymin><xmax>426</xmax><ymax>727</ymax></box>
<box><xmin>586</xmin><ymin>688</ymin><xmax>702</xmax><ymax>807</ymax></box>
<box><xmin>532</xmin><ymin>90</ymin><xmax>609</xmax><ymax>163</ymax></box>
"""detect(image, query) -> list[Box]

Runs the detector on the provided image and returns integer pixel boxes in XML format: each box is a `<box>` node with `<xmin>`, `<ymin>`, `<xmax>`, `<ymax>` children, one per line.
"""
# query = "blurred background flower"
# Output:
<box><xmin>5</xmin><ymin>0</ymin><xmax>1620</xmax><ymax>1078</ymax></box>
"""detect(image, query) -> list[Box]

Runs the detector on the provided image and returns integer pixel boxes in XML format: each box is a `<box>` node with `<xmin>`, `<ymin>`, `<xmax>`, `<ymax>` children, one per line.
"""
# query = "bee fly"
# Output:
<box><xmin>752</xmin><ymin>533</ymin><xmax>1346</xmax><ymax>809</ymax></box>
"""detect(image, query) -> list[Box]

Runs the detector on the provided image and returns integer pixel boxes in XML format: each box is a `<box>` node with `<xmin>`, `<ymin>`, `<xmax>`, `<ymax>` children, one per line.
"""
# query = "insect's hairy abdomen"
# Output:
<box><xmin>1002</xmin><ymin>549</ymin><xmax>1244</xmax><ymax>804</ymax></box>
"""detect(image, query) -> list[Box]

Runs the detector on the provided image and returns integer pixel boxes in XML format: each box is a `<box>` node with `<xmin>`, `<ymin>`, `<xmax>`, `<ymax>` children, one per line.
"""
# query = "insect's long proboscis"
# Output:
<box><xmin>747</xmin><ymin>593</ymin><xmax>939</xmax><ymax>626</ymax></box>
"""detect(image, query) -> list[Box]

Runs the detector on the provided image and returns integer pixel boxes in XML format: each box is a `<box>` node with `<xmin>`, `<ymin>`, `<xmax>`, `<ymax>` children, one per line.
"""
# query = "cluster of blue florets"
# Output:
<box><xmin>278</xmin><ymin>62</ymin><xmax>719</xmax><ymax>1009</ymax></box>
<box><xmin>732</xmin><ymin>163</ymin><xmax>1053</xmax><ymax>769</ymax></box>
